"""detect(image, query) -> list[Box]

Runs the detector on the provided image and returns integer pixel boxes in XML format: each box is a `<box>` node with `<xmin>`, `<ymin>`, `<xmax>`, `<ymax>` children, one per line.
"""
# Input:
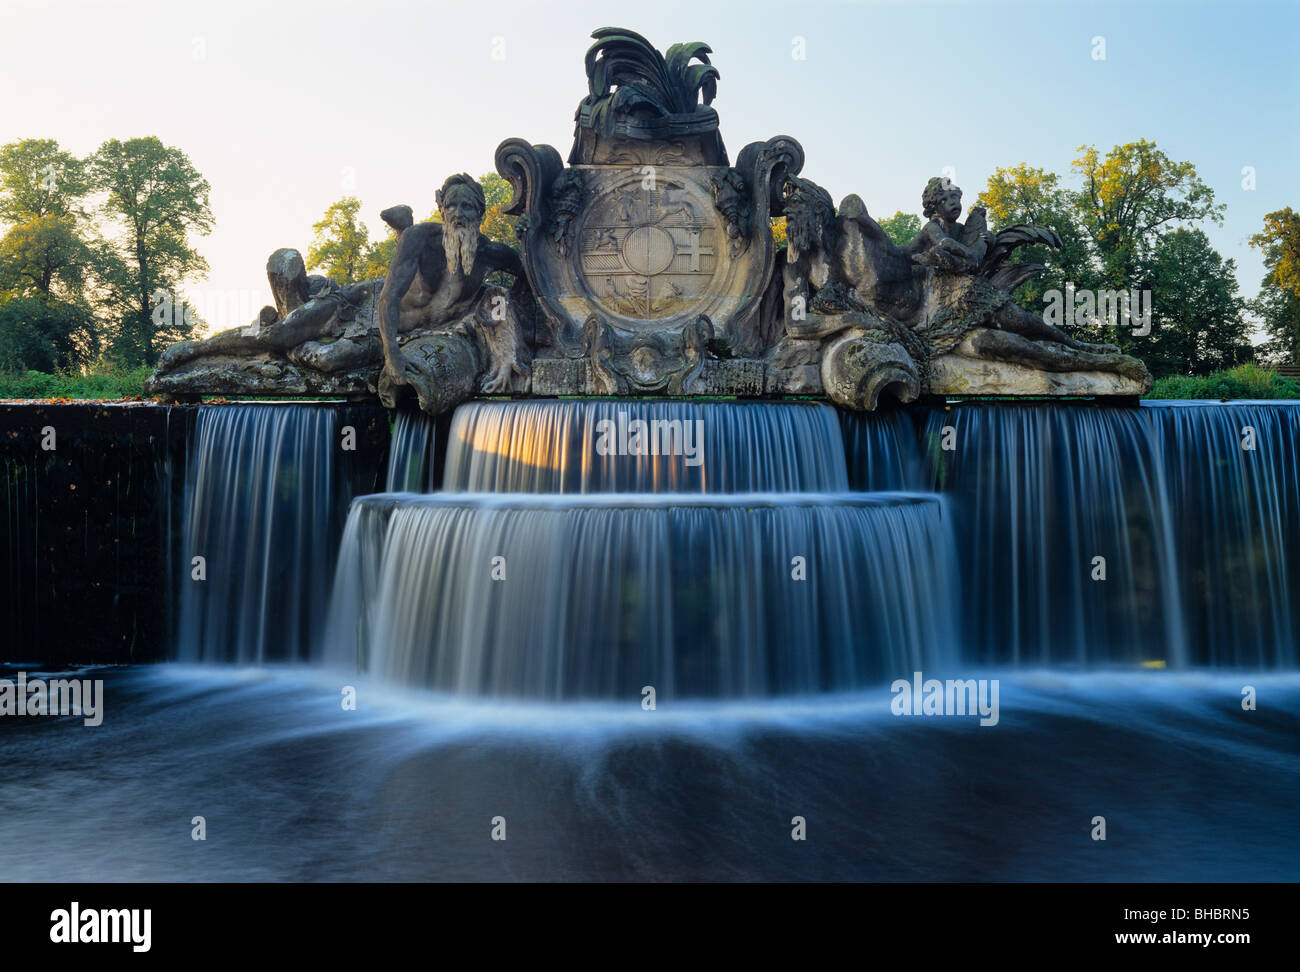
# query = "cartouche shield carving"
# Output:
<box><xmin>578</xmin><ymin>174</ymin><xmax>722</xmax><ymax>322</ymax></box>
<box><xmin>497</xmin><ymin>29</ymin><xmax>799</xmax><ymax>389</ymax></box>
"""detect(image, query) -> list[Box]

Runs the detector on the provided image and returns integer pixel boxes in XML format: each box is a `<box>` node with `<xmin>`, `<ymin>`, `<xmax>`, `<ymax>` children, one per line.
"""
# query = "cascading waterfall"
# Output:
<box><xmin>323</xmin><ymin>492</ymin><xmax>957</xmax><ymax>698</ymax></box>
<box><xmin>173</xmin><ymin>397</ymin><xmax>1298</xmax><ymax>684</ymax></box>
<box><xmin>386</xmin><ymin>410</ymin><xmax>441</xmax><ymax>493</ymax></box>
<box><xmin>23</xmin><ymin>397</ymin><xmax>1300</xmax><ymax>882</ymax></box>
<box><xmin>839</xmin><ymin>407</ymin><xmax>929</xmax><ymax>491</ymax></box>
<box><xmin>328</xmin><ymin>399</ymin><xmax>960</xmax><ymax>698</ymax></box>
<box><xmin>175</xmin><ymin>405</ymin><xmax>345</xmax><ymax>663</ymax></box>
<box><xmin>1150</xmin><ymin>402</ymin><xmax>1299</xmax><ymax>665</ymax></box>
<box><xmin>916</xmin><ymin>404</ymin><xmax>1187</xmax><ymax>666</ymax></box>
<box><xmin>1</xmin><ymin>456</ymin><xmax>38</xmax><ymax>650</ymax></box>
<box><xmin>442</xmin><ymin>400</ymin><xmax>850</xmax><ymax>493</ymax></box>
<box><xmin>898</xmin><ymin>401</ymin><xmax>1297</xmax><ymax>667</ymax></box>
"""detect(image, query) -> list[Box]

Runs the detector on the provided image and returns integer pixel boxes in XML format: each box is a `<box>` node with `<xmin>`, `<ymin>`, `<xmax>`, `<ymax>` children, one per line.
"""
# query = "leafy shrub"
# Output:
<box><xmin>1146</xmin><ymin>362</ymin><xmax>1300</xmax><ymax>400</ymax></box>
<box><xmin>0</xmin><ymin>364</ymin><xmax>152</xmax><ymax>400</ymax></box>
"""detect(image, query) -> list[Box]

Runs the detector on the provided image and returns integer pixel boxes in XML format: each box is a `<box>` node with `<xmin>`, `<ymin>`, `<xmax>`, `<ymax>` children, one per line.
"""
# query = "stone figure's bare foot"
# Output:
<box><xmin>480</xmin><ymin>364</ymin><xmax>512</xmax><ymax>394</ymax></box>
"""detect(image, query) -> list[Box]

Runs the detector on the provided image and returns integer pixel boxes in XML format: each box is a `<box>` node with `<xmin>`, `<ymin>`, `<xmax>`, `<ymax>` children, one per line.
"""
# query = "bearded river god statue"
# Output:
<box><xmin>147</xmin><ymin>27</ymin><xmax>1152</xmax><ymax>412</ymax></box>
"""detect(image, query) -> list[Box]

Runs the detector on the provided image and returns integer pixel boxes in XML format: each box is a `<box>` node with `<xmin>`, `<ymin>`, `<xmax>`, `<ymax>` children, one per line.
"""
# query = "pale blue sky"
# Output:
<box><xmin>2</xmin><ymin>0</ymin><xmax>1296</xmax><ymax>334</ymax></box>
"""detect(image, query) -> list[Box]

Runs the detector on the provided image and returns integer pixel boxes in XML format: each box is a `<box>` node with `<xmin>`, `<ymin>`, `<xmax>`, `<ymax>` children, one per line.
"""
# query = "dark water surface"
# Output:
<box><xmin>2</xmin><ymin>664</ymin><xmax>1295</xmax><ymax>882</ymax></box>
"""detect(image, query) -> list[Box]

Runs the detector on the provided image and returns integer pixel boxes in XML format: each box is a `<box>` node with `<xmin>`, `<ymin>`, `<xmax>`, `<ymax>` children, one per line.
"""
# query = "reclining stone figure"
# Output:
<box><xmin>148</xmin><ymin>177</ymin><xmax>533</xmax><ymax>412</ymax></box>
<box><xmin>770</xmin><ymin>174</ymin><xmax>1152</xmax><ymax>409</ymax></box>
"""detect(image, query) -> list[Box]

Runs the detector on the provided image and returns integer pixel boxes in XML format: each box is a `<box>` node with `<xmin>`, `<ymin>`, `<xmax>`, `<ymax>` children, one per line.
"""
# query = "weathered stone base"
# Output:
<box><xmin>531</xmin><ymin>356</ymin><xmax>591</xmax><ymax>395</ymax></box>
<box><xmin>698</xmin><ymin>358</ymin><xmax>767</xmax><ymax>396</ymax></box>
<box><xmin>146</xmin><ymin>341</ymin><xmax>1150</xmax><ymax>406</ymax></box>
<box><xmin>531</xmin><ymin>355</ymin><xmax>770</xmax><ymax>397</ymax></box>
<box><xmin>929</xmin><ymin>354</ymin><xmax>1149</xmax><ymax>397</ymax></box>
<box><xmin>144</xmin><ymin>354</ymin><xmax>373</xmax><ymax>399</ymax></box>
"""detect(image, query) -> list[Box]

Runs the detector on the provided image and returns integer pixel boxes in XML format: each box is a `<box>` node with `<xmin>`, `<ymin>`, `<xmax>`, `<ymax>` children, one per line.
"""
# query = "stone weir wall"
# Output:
<box><xmin>0</xmin><ymin>402</ymin><xmax>390</xmax><ymax>665</ymax></box>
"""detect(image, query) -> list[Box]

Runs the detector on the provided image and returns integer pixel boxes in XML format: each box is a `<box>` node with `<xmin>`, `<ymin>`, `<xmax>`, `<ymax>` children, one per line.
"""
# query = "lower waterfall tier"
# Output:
<box><xmin>323</xmin><ymin>492</ymin><xmax>959</xmax><ymax>699</ymax></box>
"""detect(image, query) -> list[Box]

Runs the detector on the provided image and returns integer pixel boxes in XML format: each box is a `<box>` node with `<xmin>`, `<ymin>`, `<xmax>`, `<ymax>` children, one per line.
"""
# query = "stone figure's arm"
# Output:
<box><xmin>916</xmin><ymin>220</ymin><xmax>952</xmax><ymax>253</ymax></box>
<box><xmin>781</xmin><ymin>261</ymin><xmax>850</xmax><ymax>339</ymax></box>
<box><xmin>485</xmin><ymin>240</ymin><xmax>525</xmax><ymax>280</ymax></box>
<box><xmin>376</xmin><ymin>230</ymin><xmax>421</xmax><ymax>383</ymax></box>
<box><xmin>910</xmin><ymin>219</ymin><xmax>980</xmax><ymax>270</ymax></box>
<box><xmin>259</xmin><ymin>299</ymin><xmax>340</xmax><ymax>349</ymax></box>
<box><xmin>340</xmin><ymin>279</ymin><xmax>377</xmax><ymax>301</ymax></box>
<box><xmin>782</xmin><ymin>261</ymin><xmax>812</xmax><ymax>336</ymax></box>
<box><xmin>486</xmin><ymin>241</ymin><xmax>533</xmax><ymax>313</ymax></box>
<box><xmin>901</xmin><ymin>224</ymin><xmax>937</xmax><ymax>258</ymax></box>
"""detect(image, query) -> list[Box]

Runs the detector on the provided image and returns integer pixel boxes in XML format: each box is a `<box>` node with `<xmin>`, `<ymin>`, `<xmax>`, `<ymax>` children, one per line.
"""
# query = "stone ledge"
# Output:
<box><xmin>930</xmin><ymin>354</ymin><xmax>1149</xmax><ymax>398</ymax></box>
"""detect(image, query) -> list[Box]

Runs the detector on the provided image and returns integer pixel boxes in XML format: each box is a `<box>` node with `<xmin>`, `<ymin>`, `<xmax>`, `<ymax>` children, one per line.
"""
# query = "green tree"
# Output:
<box><xmin>1072</xmin><ymin>139</ymin><xmax>1224</xmax><ymax>291</ymax></box>
<box><xmin>0</xmin><ymin>295</ymin><xmax>97</xmax><ymax>372</ymax></box>
<box><xmin>1139</xmin><ymin>228</ymin><xmax>1250</xmax><ymax>377</ymax></box>
<box><xmin>0</xmin><ymin>139</ymin><xmax>89</xmax><ymax>224</ymax></box>
<box><xmin>1251</xmin><ymin>284</ymin><xmax>1300</xmax><ymax>364</ymax></box>
<box><xmin>478</xmin><ymin>172</ymin><xmax>518</xmax><ymax>248</ymax></box>
<box><xmin>1248</xmin><ymin>207</ymin><xmax>1300</xmax><ymax>362</ymax></box>
<box><xmin>1250</xmin><ymin>207</ymin><xmax>1300</xmax><ymax>293</ymax></box>
<box><xmin>0</xmin><ymin>139</ymin><xmax>105</xmax><ymax>370</ymax></box>
<box><xmin>89</xmin><ymin>137</ymin><xmax>213</xmax><ymax>366</ymax></box>
<box><xmin>307</xmin><ymin>195</ymin><xmax>371</xmax><ymax>286</ymax></box>
<box><xmin>0</xmin><ymin>214</ymin><xmax>96</xmax><ymax>296</ymax></box>
<box><xmin>877</xmin><ymin>210</ymin><xmax>922</xmax><ymax>248</ymax></box>
<box><xmin>359</xmin><ymin>234</ymin><xmax>397</xmax><ymax>281</ymax></box>
<box><xmin>770</xmin><ymin>216</ymin><xmax>787</xmax><ymax>250</ymax></box>
<box><xmin>977</xmin><ymin>144</ymin><xmax>1239</xmax><ymax>369</ymax></box>
<box><xmin>977</xmin><ymin>163</ymin><xmax>1098</xmax><ymax>314</ymax></box>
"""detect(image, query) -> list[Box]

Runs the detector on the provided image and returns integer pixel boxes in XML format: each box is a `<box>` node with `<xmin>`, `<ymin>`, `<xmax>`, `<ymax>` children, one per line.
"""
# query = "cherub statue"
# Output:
<box><xmin>767</xmin><ymin>176</ymin><xmax>923</xmax><ymax>404</ymax></box>
<box><xmin>904</xmin><ymin>176</ymin><xmax>995</xmax><ymax>272</ymax></box>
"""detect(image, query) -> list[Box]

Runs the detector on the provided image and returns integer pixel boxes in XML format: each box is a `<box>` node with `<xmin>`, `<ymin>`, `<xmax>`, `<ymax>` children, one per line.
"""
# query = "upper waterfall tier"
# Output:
<box><xmin>904</xmin><ymin>401</ymin><xmax>1300</xmax><ymax>667</ymax></box>
<box><xmin>176</xmin><ymin>405</ymin><xmax>346</xmax><ymax>663</ymax></box>
<box><xmin>438</xmin><ymin>400</ymin><xmax>852</xmax><ymax>494</ymax></box>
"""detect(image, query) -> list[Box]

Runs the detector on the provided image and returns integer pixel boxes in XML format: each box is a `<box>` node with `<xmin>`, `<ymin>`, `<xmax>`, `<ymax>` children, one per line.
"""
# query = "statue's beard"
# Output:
<box><xmin>443</xmin><ymin>220</ymin><xmax>478</xmax><ymax>276</ymax></box>
<box><xmin>787</xmin><ymin>214</ymin><xmax>816</xmax><ymax>258</ymax></box>
<box><xmin>786</xmin><ymin>215</ymin><xmax>829</xmax><ymax>287</ymax></box>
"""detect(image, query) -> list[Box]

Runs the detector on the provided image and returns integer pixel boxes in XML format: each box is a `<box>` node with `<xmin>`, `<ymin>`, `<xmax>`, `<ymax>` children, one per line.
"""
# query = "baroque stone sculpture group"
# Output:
<box><xmin>147</xmin><ymin>28</ymin><xmax>1151</xmax><ymax>413</ymax></box>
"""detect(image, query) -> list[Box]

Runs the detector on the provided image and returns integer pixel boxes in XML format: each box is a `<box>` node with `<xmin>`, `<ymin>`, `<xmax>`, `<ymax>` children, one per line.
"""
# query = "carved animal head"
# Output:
<box><xmin>710</xmin><ymin>170</ymin><xmax>750</xmax><ymax>239</ymax></box>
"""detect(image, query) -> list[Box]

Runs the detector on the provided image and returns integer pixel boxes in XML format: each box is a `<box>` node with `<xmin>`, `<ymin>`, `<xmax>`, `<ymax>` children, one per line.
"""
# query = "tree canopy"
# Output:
<box><xmin>89</xmin><ymin>137</ymin><xmax>213</xmax><ymax>366</ymax></box>
<box><xmin>1249</xmin><ymin>207</ymin><xmax>1300</xmax><ymax>361</ymax></box>
<box><xmin>307</xmin><ymin>196</ymin><xmax>372</xmax><ymax>286</ymax></box>
<box><xmin>975</xmin><ymin>141</ymin><xmax>1240</xmax><ymax>375</ymax></box>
